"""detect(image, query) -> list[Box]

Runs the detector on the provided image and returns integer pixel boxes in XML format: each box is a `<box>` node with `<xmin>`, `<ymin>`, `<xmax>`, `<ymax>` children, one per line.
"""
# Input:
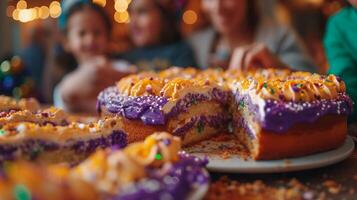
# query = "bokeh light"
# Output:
<box><xmin>11</xmin><ymin>56</ymin><xmax>23</xmax><ymax>74</ymax></box>
<box><xmin>18</xmin><ymin>9</ymin><xmax>36</xmax><ymax>22</ymax></box>
<box><xmin>115</xmin><ymin>0</ymin><xmax>129</xmax><ymax>12</ymax></box>
<box><xmin>3</xmin><ymin>76</ymin><xmax>14</xmax><ymax>89</ymax></box>
<box><xmin>114</xmin><ymin>11</ymin><xmax>130</xmax><ymax>23</ymax></box>
<box><xmin>183</xmin><ymin>10</ymin><xmax>198</xmax><ymax>25</ymax></box>
<box><xmin>16</xmin><ymin>0</ymin><xmax>27</xmax><ymax>10</ymax></box>
<box><xmin>49</xmin><ymin>1</ymin><xmax>62</xmax><ymax>18</ymax></box>
<box><xmin>12</xmin><ymin>9</ymin><xmax>20</xmax><ymax>21</ymax></box>
<box><xmin>0</xmin><ymin>61</ymin><xmax>11</xmax><ymax>73</ymax></box>
<box><xmin>39</xmin><ymin>6</ymin><xmax>50</xmax><ymax>19</ymax></box>
<box><xmin>93</xmin><ymin>0</ymin><xmax>106</xmax><ymax>7</ymax></box>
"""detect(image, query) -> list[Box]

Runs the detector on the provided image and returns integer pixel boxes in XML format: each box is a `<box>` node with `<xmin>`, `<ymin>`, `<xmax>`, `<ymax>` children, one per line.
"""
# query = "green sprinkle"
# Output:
<box><xmin>296</xmin><ymin>83</ymin><xmax>303</xmax><ymax>88</ymax></box>
<box><xmin>263</xmin><ymin>83</ymin><xmax>268</xmax><ymax>88</ymax></box>
<box><xmin>29</xmin><ymin>147</ymin><xmax>42</xmax><ymax>160</ymax></box>
<box><xmin>239</xmin><ymin>101</ymin><xmax>245</xmax><ymax>108</ymax></box>
<box><xmin>270</xmin><ymin>88</ymin><xmax>275</xmax><ymax>94</ymax></box>
<box><xmin>13</xmin><ymin>184</ymin><xmax>31</xmax><ymax>200</ymax></box>
<box><xmin>191</xmin><ymin>99</ymin><xmax>198</xmax><ymax>105</ymax></box>
<box><xmin>155</xmin><ymin>153</ymin><xmax>162</xmax><ymax>160</ymax></box>
<box><xmin>0</xmin><ymin>129</ymin><xmax>5</xmax><ymax>135</ymax></box>
<box><xmin>197</xmin><ymin>122</ymin><xmax>205</xmax><ymax>134</ymax></box>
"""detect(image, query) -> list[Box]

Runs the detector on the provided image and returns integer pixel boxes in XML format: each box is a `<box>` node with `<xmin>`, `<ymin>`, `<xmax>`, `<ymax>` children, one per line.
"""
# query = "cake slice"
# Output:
<box><xmin>71</xmin><ymin>132</ymin><xmax>209</xmax><ymax>199</ymax></box>
<box><xmin>0</xmin><ymin>133</ymin><xmax>209</xmax><ymax>200</ymax></box>
<box><xmin>98</xmin><ymin>68</ymin><xmax>231</xmax><ymax>145</ymax></box>
<box><xmin>230</xmin><ymin>70</ymin><xmax>353</xmax><ymax>159</ymax></box>
<box><xmin>0</xmin><ymin>107</ymin><xmax>70</xmax><ymax>126</ymax></box>
<box><xmin>0</xmin><ymin>118</ymin><xmax>128</xmax><ymax>164</ymax></box>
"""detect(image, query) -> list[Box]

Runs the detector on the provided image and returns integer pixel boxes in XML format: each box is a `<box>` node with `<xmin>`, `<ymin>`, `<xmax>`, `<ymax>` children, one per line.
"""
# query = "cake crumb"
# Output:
<box><xmin>323</xmin><ymin>180</ymin><xmax>341</xmax><ymax>194</ymax></box>
<box><xmin>205</xmin><ymin>176</ymin><xmax>310</xmax><ymax>200</ymax></box>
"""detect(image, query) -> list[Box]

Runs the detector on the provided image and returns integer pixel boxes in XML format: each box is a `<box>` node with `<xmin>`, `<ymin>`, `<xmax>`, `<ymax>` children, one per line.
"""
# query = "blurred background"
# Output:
<box><xmin>0</xmin><ymin>0</ymin><xmax>349</xmax><ymax>102</ymax></box>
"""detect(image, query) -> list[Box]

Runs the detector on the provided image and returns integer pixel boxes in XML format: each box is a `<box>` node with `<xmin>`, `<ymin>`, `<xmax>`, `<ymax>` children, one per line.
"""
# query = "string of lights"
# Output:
<box><xmin>5</xmin><ymin>0</ymin><xmax>199</xmax><ymax>25</ymax></box>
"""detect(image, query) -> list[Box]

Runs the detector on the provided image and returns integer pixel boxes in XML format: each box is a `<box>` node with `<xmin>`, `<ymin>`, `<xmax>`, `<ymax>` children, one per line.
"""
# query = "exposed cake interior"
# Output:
<box><xmin>230</xmin><ymin>71</ymin><xmax>353</xmax><ymax>159</ymax></box>
<box><xmin>0</xmin><ymin>118</ymin><xmax>128</xmax><ymax>164</ymax></box>
<box><xmin>97</xmin><ymin>70</ymin><xmax>233</xmax><ymax>145</ymax></box>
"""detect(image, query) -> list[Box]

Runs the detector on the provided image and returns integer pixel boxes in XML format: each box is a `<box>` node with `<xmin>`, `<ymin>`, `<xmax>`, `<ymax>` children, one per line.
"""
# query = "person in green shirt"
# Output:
<box><xmin>324</xmin><ymin>0</ymin><xmax>357</xmax><ymax>122</ymax></box>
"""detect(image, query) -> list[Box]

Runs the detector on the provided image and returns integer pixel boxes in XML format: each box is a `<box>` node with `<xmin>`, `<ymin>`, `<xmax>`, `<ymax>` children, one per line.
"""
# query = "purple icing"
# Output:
<box><xmin>0</xmin><ymin>130</ymin><xmax>127</xmax><ymax>162</ymax></box>
<box><xmin>0</xmin><ymin>140</ymin><xmax>60</xmax><ymax>161</ymax></box>
<box><xmin>100</xmin><ymin>85</ymin><xmax>353</xmax><ymax>134</ymax></box>
<box><xmin>98</xmin><ymin>87</ymin><xmax>167</xmax><ymax>125</ymax></box>
<box><xmin>97</xmin><ymin>86</ymin><xmax>230</xmax><ymax>126</ymax></box>
<box><xmin>234</xmin><ymin>92</ymin><xmax>353</xmax><ymax>133</ymax></box>
<box><xmin>262</xmin><ymin>94</ymin><xmax>353</xmax><ymax>132</ymax></box>
<box><xmin>111</xmin><ymin>152</ymin><xmax>209</xmax><ymax>200</ymax></box>
<box><xmin>71</xmin><ymin>130</ymin><xmax>127</xmax><ymax>154</ymax></box>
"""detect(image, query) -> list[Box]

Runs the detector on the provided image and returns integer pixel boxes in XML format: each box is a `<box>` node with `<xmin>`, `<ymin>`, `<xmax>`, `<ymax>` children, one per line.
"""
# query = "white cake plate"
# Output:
<box><xmin>192</xmin><ymin>136</ymin><xmax>355</xmax><ymax>173</ymax></box>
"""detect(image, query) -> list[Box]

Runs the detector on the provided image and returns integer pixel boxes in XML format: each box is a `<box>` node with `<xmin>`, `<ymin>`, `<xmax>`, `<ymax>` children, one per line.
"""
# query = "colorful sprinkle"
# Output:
<box><xmin>155</xmin><ymin>153</ymin><xmax>162</xmax><ymax>160</ymax></box>
<box><xmin>162</xmin><ymin>139</ymin><xmax>171</xmax><ymax>146</ymax></box>
<box><xmin>239</xmin><ymin>101</ymin><xmax>245</xmax><ymax>108</ymax></box>
<box><xmin>269</xmin><ymin>88</ymin><xmax>275</xmax><ymax>94</ymax></box>
<box><xmin>13</xmin><ymin>184</ymin><xmax>31</xmax><ymax>200</ymax></box>
<box><xmin>296</xmin><ymin>83</ymin><xmax>303</xmax><ymax>88</ymax></box>
<box><xmin>197</xmin><ymin>121</ymin><xmax>205</xmax><ymax>134</ymax></box>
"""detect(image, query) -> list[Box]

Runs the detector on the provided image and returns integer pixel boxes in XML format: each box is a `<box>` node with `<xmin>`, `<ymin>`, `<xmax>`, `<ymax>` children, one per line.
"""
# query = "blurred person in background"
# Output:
<box><xmin>54</xmin><ymin>0</ymin><xmax>131</xmax><ymax>113</ymax></box>
<box><xmin>116</xmin><ymin>0</ymin><xmax>196</xmax><ymax>71</ymax></box>
<box><xmin>19</xmin><ymin>25</ymin><xmax>51</xmax><ymax>102</ymax></box>
<box><xmin>324</xmin><ymin>0</ymin><xmax>357</xmax><ymax>122</ymax></box>
<box><xmin>188</xmin><ymin>0</ymin><xmax>316</xmax><ymax>72</ymax></box>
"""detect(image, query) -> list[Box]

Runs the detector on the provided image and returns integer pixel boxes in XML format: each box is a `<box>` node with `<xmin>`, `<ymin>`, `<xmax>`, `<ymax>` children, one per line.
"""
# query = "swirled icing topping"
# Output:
<box><xmin>238</xmin><ymin>73</ymin><xmax>346</xmax><ymax>102</ymax></box>
<box><xmin>71</xmin><ymin>132</ymin><xmax>182</xmax><ymax>194</ymax></box>
<box><xmin>116</xmin><ymin>75</ymin><xmax>222</xmax><ymax>101</ymax></box>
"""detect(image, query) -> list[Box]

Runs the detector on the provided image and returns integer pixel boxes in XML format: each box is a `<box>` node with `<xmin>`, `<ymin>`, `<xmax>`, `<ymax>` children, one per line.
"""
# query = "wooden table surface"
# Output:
<box><xmin>207</xmin><ymin>141</ymin><xmax>357</xmax><ymax>200</ymax></box>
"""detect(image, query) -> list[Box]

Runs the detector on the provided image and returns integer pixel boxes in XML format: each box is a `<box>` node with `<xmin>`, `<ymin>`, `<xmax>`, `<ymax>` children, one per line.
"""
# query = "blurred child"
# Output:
<box><xmin>54</xmin><ymin>1</ymin><xmax>132</xmax><ymax>113</ymax></box>
<box><xmin>324</xmin><ymin>0</ymin><xmax>357</xmax><ymax>122</ymax></box>
<box><xmin>117</xmin><ymin>0</ymin><xmax>196</xmax><ymax>71</ymax></box>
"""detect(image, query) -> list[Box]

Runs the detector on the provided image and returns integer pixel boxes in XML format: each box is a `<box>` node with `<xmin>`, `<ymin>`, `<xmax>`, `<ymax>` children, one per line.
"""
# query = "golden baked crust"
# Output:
<box><xmin>255</xmin><ymin>115</ymin><xmax>347</xmax><ymax>160</ymax></box>
<box><xmin>0</xmin><ymin>107</ymin><xmax>69</xmax><ymax>126</ymax></box>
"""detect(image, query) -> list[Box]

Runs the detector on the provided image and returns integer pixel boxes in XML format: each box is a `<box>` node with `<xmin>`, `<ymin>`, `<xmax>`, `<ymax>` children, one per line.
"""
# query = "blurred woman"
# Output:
<box><xmin>117</xmin><ymin>0</ymin><xmax>196</xmax><ymax>71</ymax></box>
<box><xmin>324</xmin><ymin>0</ymin><xmax>357</xmax><ymax>122</ymax></box>
<box><xmin>188</xmin><ymin>0</ymin><xmax>316</xmax><ymax>72</ymax></box>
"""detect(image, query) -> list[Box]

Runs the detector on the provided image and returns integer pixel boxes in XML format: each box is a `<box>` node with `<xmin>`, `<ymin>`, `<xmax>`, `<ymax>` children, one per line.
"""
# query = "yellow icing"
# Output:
<box><xmin>116</xmin><ymin>68</ymin><xmax>346</xmax><ymax>103</ymax></box>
